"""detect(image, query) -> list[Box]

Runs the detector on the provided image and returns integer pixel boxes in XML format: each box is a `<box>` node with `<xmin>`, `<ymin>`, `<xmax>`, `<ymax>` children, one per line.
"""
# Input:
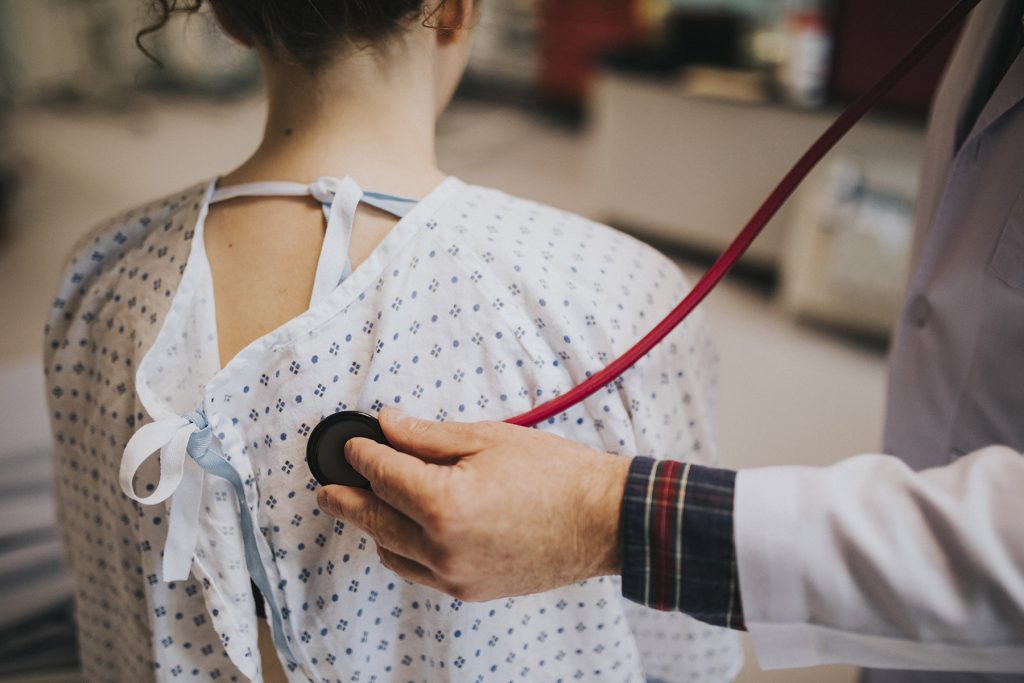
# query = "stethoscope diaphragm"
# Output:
<box><xmin>306</xmin><ymin>411</ymin><xmax>388</xmax><ymax>488</ymax></box>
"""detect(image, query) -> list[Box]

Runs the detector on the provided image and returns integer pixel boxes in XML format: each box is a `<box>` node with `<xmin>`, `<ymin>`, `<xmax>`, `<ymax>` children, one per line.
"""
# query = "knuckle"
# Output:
<box><xmin>438</xmin><ymin>419</ymin><xmax>480</xmax><ymax>445</ymax></box>
<box><xmin>432</xmin><ymin>506</ymin><xmax>467</xmax><ymax>543</ymax></box>
<box><xmin>437</xmin><ymin>480</ymin><xmax>470</xmax><ymax>528</ymax></box>
<box><xmin>349</xmin><ymin>440</ymin><xmax>387</xmax><ymax>482</ymax></box>
<box><xmin>360</xmin><ymin>499</ymin><xmax>386</xmax><ymax>537</ymax></box>
<box><xmin>368</xmin><ymin>474</ymin><xmax>394</xmax><ymax>505</ymax></box>
<box><xmin>464</xmin><ymin>420</ymin><xmax>499</xmax><ymax>445</ymax></box>
<box><xmin>359</xmin><ymin>444</ymin><xmax>386</xmax><ymax>479</ymax></box>
<box><xmin>476</xmin><ymin>420</ymin><xmax>504</xmax><ymax>440</ymax></box>
<box><xmin>438</xmin><ymin>493</ymin><xmax>472</xmax><ymax>537</ymax></box>
<box><xmin>420</xmin><ymin>499</ymin><xmax>452</xmax><ymax>535</ymax></box>
<box><xmin>406</xmin><ymin>417</ymin><xmax>434</xmax><ymax>437</ymax></box>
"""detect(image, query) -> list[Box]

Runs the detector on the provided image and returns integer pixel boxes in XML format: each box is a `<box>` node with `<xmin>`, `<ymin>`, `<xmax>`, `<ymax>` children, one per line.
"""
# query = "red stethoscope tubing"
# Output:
<box><xmin>506</xmin><ymin>0</ymin><xmax>979</xmax><ymax>428</ymax></box>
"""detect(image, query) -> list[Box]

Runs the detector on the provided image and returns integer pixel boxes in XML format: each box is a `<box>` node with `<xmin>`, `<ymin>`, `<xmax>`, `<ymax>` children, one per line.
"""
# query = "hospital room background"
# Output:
<box><xmin>0</xmin><ymin>0</ymin><xmax>962</xmax><ymax>681</ymax></box>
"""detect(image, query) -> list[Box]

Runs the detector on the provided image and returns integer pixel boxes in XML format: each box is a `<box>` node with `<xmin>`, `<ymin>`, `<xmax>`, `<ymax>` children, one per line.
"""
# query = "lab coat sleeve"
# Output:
<box><xmin>734</xmin><ymin>446</ymin><xmax>1024</xmax><ymax>673</ymax></box>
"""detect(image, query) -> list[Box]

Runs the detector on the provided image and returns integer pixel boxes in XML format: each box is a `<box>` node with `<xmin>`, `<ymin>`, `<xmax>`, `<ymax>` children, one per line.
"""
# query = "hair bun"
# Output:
<box><xmin>139</xmin><ymin>0</ymin><xmax>456</xmax><ymax>71</ymax></box>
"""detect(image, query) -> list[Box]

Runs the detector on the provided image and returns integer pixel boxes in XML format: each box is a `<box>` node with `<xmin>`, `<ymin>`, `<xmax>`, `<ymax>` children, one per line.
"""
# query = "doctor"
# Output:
<box><xmin>317</xmin><ymin>2</ymin><xmax>1024</xmax><ymax>680</ymax></box>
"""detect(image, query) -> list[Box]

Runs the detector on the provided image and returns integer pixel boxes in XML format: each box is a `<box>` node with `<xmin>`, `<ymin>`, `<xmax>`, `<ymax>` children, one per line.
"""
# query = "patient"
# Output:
<box><xmin>42</xmin><ymin>1</ymin><xmax>741</xmax><ymax>681</ymax></box>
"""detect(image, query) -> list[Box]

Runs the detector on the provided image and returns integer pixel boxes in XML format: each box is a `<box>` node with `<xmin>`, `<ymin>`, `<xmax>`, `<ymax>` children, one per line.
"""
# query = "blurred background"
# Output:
<box><xmin>0</xmin><ymin>0</ymin><xmax>965</xmax><ymax>681</ymax></box>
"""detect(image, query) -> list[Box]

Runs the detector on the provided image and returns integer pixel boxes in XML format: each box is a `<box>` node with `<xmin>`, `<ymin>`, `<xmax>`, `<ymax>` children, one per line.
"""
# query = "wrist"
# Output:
<box><xmin>579</xmin><ymin>452</ymin><xmax>631</xmax><ymax>578</ymax></box>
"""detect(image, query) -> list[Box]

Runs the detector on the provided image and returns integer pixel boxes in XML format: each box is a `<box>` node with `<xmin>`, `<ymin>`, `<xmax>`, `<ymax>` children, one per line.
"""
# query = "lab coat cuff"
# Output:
<box><xmin>734</xmin><ymin>466</ymin><xmax>809</xmax><ymax>664</ymax></box>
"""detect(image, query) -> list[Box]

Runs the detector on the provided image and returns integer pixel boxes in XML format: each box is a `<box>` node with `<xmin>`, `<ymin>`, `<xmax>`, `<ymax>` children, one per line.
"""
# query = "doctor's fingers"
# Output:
<box><xmin>344</xmin><ymin>436</ymin><xmax>451</xmax><ymax>523</ymax></box>
<box><xmin>316</xmin><ymin>484</ymin><xmax>435</xmax><ymax>568</ymax></box>
<box><xmin>378</xmin><ymin>407</ymin><xmax>501</xmax><ymax>460</ymax></box>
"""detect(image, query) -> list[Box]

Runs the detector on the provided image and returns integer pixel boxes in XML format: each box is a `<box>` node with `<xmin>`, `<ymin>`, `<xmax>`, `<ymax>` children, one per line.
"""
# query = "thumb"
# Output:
<box><xmin>378</xmin><ymin>407</ymin><xmax>488</xmax><ymax>461</ymax></box>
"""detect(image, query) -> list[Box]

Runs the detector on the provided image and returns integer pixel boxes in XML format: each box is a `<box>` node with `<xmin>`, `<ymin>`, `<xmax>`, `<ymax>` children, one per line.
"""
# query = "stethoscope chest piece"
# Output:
<box><xmin>306</xmin><ymin>411</ymin><xmax>388</xmax><ymax>489</ymax></box>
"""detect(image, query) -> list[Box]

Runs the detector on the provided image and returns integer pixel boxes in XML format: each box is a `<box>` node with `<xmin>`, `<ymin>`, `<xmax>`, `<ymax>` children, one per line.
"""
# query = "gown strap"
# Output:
<box><xmin>209</xmin><ymin>179</ymin><xmax>418</xmax><ymax>219</ymax></box>
<box><xmin>207</xmin><ymin>177</ymin><xmax>419</xmax><ymax>306</ymax></box>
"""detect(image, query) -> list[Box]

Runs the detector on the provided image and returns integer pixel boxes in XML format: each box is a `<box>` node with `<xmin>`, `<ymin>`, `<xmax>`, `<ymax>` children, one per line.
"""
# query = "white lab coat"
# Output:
<box><xmin>734</xmin><ymin>2</ymin><xmax>1024</xmax><ymax>675</ymax></box>
<box><xmin>736</xmin><ymin>448</ymin><xmax>1024</xmax><ymax>672</ymax></box>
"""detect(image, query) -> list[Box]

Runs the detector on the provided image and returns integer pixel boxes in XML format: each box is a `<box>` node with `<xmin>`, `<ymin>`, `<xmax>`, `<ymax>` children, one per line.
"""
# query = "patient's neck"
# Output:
<box><xmin>222</xmin><ymin>45</ymin><xmax>447</xmax><ymax>197</ymax></box>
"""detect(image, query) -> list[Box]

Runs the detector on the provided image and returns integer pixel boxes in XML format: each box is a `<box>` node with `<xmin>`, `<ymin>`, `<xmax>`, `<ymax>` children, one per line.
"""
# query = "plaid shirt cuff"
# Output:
<box><xmin>620</xmin><ymin>457</ymin><xmax>745</xmax><ymax>630</ymax></box>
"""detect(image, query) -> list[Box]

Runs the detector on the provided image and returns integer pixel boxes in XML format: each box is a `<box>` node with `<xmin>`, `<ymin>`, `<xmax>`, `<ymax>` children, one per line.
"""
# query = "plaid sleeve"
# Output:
<box><xmin>620</xmin><ymin>456</ymin><xmax>745</xmax><ymax>630</ymax></box>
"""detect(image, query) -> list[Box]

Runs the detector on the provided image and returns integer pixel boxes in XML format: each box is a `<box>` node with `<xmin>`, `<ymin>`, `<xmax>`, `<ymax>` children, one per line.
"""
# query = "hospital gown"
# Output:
<box><xmin>43</xmin><ymin>175</ymin><xmax>742</xmax><ymax>682</ymax></box>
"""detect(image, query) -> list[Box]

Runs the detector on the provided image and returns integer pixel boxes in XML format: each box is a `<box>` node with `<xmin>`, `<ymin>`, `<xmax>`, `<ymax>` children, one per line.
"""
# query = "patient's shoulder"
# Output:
<box><xmin>43</xmin><ymin>181</ymin><xmax>211</xmax><ymax>355</ymax></box>
<box><xmin>444</xmin><ymin>182</ymin><xmax>648</xmax><ymax>253</ymax></box>
<box><xmin>437</xmin><ymin>184</ymin><xmax>718</xmax><ymax>460</ymax></box>
<box><xmin>54</xmin><ymin>181</ymin><xmax>210</xmax><ymax>291</ymax></box>
<box><xmin>440</xmin><ymin>183</ymin><xmax>691</xmax><ymax>339</ymax></box>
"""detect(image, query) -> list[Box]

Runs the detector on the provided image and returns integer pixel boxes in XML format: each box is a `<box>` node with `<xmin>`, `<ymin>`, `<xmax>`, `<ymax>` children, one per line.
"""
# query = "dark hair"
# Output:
<box><xmin>137</xmin><ymin>0</ymin><xmax>458</xmax><ymax>72</ymax></box>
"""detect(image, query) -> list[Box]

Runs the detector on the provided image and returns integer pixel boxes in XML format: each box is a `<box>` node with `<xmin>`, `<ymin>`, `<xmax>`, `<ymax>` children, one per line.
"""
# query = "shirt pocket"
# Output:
<box><xmin>990</xmin><ymin>187</ymin><xmax>1024</xmax><ymax>290</ymax></box>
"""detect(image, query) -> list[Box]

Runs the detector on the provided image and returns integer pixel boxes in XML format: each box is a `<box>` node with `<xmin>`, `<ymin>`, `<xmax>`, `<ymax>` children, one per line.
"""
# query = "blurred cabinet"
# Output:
<box><xmin>587</xmin><ymin>70</ymin><xmax>926</xmax><ymax>336</ymax></box>
<box><xmin>780</xmin><ymin>156</ymin><xmax>920</xmax><ymax>337</ymax></box>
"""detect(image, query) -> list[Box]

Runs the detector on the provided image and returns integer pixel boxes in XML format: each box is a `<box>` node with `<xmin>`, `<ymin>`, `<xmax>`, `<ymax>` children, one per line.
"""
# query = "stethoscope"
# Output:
<box><xmin>307</xmin><ymin>0</ymin><xmax>980</xmax><ymax>489</ymax></box>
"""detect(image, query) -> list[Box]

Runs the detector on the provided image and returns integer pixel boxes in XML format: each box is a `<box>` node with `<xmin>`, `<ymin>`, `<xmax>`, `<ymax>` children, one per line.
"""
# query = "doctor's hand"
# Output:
<box><xmin>316</xmin><ymin>408</ymin><xmax>631</xmax><ymax>601</ymax></box>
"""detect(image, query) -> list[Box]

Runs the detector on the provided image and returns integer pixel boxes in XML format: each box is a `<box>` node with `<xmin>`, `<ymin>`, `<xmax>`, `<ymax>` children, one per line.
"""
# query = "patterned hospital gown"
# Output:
<box><xmin>43</xmin><ymin>175</ymin><xmax>742</xmax><ymax>682</ymax></box>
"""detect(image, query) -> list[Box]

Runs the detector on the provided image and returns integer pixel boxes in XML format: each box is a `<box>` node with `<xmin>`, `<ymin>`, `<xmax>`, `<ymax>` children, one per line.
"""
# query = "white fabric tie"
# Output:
<box><xmin>119</xmin><ymin>411</ymin><xmax>210</xmax><ymax>581</ymax></box>
<box><xmin>307</xmin><ymin>176</ymin><xmax>364</xmax><ymax>306</ymax></box>
<box><xmin>120</xmin><ymin>409</ymin><xmax>297</xmax><ymax>660</ymax></box>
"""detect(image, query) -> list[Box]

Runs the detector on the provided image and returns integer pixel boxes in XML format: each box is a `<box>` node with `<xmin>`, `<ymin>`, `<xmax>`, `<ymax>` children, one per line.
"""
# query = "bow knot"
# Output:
<box><xmin>183</xmin><ymin>409</ymin><xmax>208</xmax><ymax>430</ymax></box>
<box><xmin>308</xmin><ymin>176</ymin><xmax>342</xmax><ymax>205</ymax></box>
